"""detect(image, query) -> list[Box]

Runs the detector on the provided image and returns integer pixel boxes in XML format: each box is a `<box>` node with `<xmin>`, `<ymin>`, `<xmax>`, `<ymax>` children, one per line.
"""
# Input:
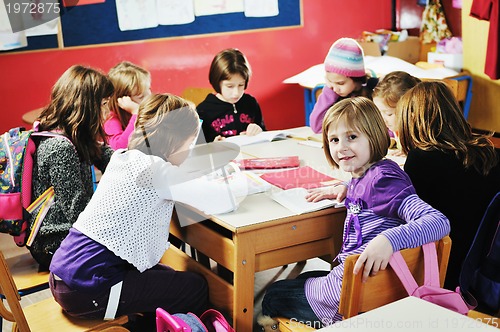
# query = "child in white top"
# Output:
<box><xmin>50</xmin><ymin>94</ymin><xmax>237</xmax><ymax>330</ymax></box>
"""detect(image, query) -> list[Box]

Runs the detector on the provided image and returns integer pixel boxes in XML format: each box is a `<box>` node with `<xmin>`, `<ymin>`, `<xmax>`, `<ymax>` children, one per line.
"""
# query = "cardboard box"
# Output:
<box><xmin>359</xmin><ymin>36</ymin><xmax>422</xmax><ymax>64</ymax></box>
<box><xmin>427</xmin><ymin>52</ymin><xmax>463</xmax><ymax>71</ymax></box>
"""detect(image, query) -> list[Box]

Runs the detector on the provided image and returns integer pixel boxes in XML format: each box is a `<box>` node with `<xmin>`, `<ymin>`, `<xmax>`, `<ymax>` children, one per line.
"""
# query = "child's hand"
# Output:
<box><xmin>243</xmin><ymin>123</ymin><xmax>263</xmax><ymax>136</ymax></box>
<box><xmin>305</xmin><ymin>184</ymin><xmax>347</xmax><ymax>202</ymax></box>
<box><xmin>353</xmin><ymin>235</ymin><xmax>393</xmax><ymax>283</ymax></box>
<box><xmin>118</xmin><ymin>96</ymin><xmax>140</xmax><ymax>115</ymax></box>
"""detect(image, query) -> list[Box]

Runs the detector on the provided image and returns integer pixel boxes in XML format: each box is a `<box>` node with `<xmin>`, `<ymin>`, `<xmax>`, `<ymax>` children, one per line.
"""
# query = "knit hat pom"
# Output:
<box><xmin>324</xmin><ymin>38</ymin><xmax>366</xmax><ymax>77</ymax></box>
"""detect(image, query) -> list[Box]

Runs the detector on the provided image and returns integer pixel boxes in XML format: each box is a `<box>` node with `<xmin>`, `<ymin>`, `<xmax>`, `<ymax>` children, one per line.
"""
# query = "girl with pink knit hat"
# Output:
<box><xmin>309</xmin><ymin>37</ymin><xmax>378</xmax><ymax>133</ymax></box>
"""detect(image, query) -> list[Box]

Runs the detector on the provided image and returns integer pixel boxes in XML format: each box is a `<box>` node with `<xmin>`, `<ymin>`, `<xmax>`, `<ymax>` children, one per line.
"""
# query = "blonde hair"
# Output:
<box><xmin>372</xmin><ymin>71</ymin><xmax>421</xmax><ymax>108</ymax></box>
<box><xmin>108</xmin><ymin>61</ymin><xmax>151</xmax><ymax>129</ymax></box>
<box><xmin>322</xmin><ymin>97</ymin><xmax>390</xmax><ymax>169</ymax></box>
<box><xmin>128</xmin><ymin>94</ymin><xmax>199</xmax><ymax>161</ymax></box>
<box><xmin>397</xmin><ymin>81</ymin><xmax>498</xmax><ymax>176</ymax></box>
<box><xmin>39</xmin><ymin>65</ymin><xmax>114</xmax><ymax>163</ymax></box>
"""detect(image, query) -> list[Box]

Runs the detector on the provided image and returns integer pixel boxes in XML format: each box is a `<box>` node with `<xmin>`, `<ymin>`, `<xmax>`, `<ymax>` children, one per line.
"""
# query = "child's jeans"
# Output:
<box><xmin>261</xmin><ymin>270</ymin><xmax>328</xmax><ymax>329</ymax></box>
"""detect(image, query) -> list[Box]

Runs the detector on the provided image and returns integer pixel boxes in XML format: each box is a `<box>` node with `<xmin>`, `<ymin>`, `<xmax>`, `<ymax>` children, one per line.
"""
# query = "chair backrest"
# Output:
<box><xmin>338</xmin><ymin>236</ymin><xmax>452</xmax><ymax>319</ymax></box>
<box><xmin>181</xmin><ymin>87</ymin><xmax>214</xmax><ymax>106</ymax></box>
<box><xmin>0</xmin><ymin>249</ymin><xmax>129</xmax><ymax>331</ymax></box>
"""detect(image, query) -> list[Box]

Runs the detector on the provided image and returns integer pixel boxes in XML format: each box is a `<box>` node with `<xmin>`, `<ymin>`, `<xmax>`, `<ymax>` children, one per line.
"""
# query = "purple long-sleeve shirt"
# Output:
<box><xmin>304</xmin><ymin>159</ymin><xmax>450</xmax><ymax>325</ymax></box>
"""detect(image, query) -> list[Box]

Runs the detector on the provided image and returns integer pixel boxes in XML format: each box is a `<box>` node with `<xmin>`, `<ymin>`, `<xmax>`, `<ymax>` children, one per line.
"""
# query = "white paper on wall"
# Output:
<box><xmin>157</xmin><ymin>0</ymin><xmax>195</xmax><ymax>25</ymax></box>
<box><xmin>0</xmin><ymin>0</ymin><xmax>27</xmax><ymax>50</ymax></box>
<box><xmin>244</xmin><ymin>0</ymin><xmax>279</xmax><ymax>17</ymax></box>
<box><xmin>193</xmin><ymin>0</ymin><xmax>244</xmax><ymax>16</ymax></box>
<box><xmin>116</xmin><ymin>0</ymin><xmax>159</xmax><ymax>31</ymax></box>
<box><xmin>25</xmin><ymin>18</ymin><xmax>59</xmax><ymax>37</ymax></box>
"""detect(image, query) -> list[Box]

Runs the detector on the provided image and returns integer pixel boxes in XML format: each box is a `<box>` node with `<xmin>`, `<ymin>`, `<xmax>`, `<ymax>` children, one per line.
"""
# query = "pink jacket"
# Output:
<box><xmin>104</xmin><ymin>112</ymin><xmax>137</xmax><ymax>150</ymax></box>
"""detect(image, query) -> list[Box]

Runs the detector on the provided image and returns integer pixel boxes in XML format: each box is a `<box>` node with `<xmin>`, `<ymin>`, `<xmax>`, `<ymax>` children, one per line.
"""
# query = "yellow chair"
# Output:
<box><xmin>338</xmin><ymin>236</ymin><xmax>451</xmax><ymax>319</ymax></box>
<box><xmin>276</xmin><ymin>236</ymin><xmax>452</xmax><ymax>331</ymax></box>
<box><xmin>181</xmin><ymin>87</ymin><xmax>214</xmax><ymax>106</ymax></box>
<box><xmin>0</xmin><ymin>249</ymin><xmax>130</xmax><ymax>332</ymax></box>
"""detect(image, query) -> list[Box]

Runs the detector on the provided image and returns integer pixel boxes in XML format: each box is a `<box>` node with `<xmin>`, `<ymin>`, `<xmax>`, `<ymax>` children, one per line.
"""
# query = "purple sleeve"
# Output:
<box><xmin>309</xmin><ymin>86</ymin><xmax>339</xmax><ymax>133</ymax></box>
<box><xmin>104</xmin><ymin>114</ymin><xmax>137</xmax><ymax>150</ymax></box>
<box><xmin>382</xmin><ymin>195</ymin><xmax>450</xmax><ymax>252</ymax></box>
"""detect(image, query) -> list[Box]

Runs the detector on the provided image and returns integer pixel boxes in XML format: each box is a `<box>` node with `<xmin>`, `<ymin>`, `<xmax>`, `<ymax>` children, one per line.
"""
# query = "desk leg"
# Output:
<box><xmin>232</xmin><ymin>232</ymin><xmax>256</xmax><ymax>332</ymax></box>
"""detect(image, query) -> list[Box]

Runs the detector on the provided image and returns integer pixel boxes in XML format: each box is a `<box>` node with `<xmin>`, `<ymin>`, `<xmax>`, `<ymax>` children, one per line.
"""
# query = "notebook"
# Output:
<box><xmin>261</xmin><ymin>166</ymin><xmax>341</xmax><ymax>190</ymax></box>
<box><xmin>223</xmin><ymin>130</ymin><xmax>287</xmax><ymax>146</ymax></box>
<box><xmin>271</xmin><ymin>187</ymin><xmax>344</xmax><ymax>215</ymax></box>
<box><xmin>235</xmin><ymin>156</ymin><xmax>300</xmax><ymax>170</ymax></box>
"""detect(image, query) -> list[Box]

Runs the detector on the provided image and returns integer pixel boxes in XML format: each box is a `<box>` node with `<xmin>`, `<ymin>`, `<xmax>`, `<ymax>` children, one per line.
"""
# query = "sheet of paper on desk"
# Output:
<box><xmin>284</xmin><ymin>126</ymin><xmax>323</xmax><ymax>142</ymax></box>
<box><xmin>261</xmin><ymin>166</ymin><xmax>341</xmax><ymax>190</ymax></box>
<box><xmin>223</xmin><ymin>130</ymin><xmax>287</xmax><ymax>146</ymax></box>
<box><xmin>271</xmin><ymin>187</ymin><xmax>344</xmax><ymax>215</ymax></box>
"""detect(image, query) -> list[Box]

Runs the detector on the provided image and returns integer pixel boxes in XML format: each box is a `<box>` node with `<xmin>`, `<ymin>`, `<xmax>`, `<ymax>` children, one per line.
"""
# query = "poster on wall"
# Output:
<box><xmin>244</xmin><ymin>0</ymin><xmax>279</xmax><ymax>17</ymax></box>
<box><xmin>194</xmin><ymin>0</ymin><xmax>244</xmax><ymax>16</ymax></box>
<box><xmin>0</xmin><ymin>0</ymin><xmax>27</xmax><ymax>50</ymax></box>
<box><xmin>116</xmin><ymin>0</ymin><xmax>158</xmax><ymax>31</ymax></box>
<box><xmin>157</xmin><ymin>0</ymin><xmax>195</xmax><ymax>25</ymax></box>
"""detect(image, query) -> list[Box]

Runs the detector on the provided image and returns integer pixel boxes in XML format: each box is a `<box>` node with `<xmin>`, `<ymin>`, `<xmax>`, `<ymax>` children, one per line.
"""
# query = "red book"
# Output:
<box><xmin>261</xmin><ymin>166</ymin><xmax>341</xmax><ymax>190</ymax></box>
<box><xmin>236</xmin><ymin>156</ymin><xmax>300</xmax><ymax>170</ymax></box>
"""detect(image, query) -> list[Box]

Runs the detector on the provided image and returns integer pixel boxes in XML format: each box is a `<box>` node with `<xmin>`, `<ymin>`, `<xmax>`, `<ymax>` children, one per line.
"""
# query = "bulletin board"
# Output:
<box><xmin>1</xmin><ymin>0</ymin><xmax>302</xmax><ymax>52</ymax></box>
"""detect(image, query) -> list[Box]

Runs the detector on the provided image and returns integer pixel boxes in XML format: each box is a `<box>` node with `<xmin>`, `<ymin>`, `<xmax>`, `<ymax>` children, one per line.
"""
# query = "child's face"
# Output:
<box><xmin>325</xmin><ymin>72</ymin><xmax>358</xmax><ymax>97</ymax></box>
<box><xmin>130</xmin><ymin>81</ymin><xmax>152</xmax><ymax>105</ymax></box>
<box><xmin>373</xmin><ymin>96</ymin><xmax>397</xmax><ymax>132</ymax></box>
<box><xmin>327</xmin><ymin>119</ymin><xmax>373</xmax><ymax>178</ymax></box>
<box><xmin>219</xmin><ymin>74</ymin><xmax>246</xmax><ymax>104</ymax></box>
<box><xmin>169</xmin><ymin>134</ymin><xmax>196</xmax><ymax>166</ymax></box>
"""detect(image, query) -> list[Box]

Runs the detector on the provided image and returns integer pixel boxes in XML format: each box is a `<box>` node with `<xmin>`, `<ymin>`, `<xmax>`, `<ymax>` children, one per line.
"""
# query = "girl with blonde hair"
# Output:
<box><xmin>105</xmin><ymin>61</ymin><xmax>152</xmax><ymax>149</ymax></box>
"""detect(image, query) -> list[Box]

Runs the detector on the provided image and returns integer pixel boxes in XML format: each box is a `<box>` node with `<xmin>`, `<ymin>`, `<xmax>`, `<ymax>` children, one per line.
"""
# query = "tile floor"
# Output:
<box><xmin>1</xmin><ymin>233</ymin><xmax>330</xmax><ymax>332</ymax></box>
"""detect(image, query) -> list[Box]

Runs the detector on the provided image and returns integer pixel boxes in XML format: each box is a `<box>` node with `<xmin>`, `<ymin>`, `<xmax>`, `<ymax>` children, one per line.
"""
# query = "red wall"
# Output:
<box><xmin>0</xmin><ymin>0</ymin><xmax>392</xmax><ymax>133</ymax></box>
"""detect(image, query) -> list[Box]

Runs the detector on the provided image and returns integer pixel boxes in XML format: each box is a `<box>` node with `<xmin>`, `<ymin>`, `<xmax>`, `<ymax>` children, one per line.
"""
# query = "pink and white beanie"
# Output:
<box><xmin>324</xmin><ymin>38</ymin><xmax>366</xmax><ymax>77</ymax></box>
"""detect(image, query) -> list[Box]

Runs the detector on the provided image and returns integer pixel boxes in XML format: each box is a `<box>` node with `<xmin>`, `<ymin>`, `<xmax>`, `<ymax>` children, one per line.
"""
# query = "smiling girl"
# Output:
<box><xmin>259</xmin><ymin>97</ymin><xmax>450</xmax><ymax>329</ymax></box>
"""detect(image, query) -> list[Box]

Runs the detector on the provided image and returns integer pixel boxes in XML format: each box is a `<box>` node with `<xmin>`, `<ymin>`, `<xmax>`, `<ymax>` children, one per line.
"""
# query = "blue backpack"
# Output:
<box><xmin>459</xmin><ymin>191</ymin><xmax>500</xmax><ymax>314</ymax></box>
<box><xmin>0</xmin><ymin>127</ymin><xmax>66</xmax><ymax>247</ymax></box>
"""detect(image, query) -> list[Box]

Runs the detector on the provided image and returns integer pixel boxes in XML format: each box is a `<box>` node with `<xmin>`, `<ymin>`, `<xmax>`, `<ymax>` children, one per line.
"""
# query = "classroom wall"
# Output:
<box><xmin>461</xmin><ymin>0</ymin><xmax>500</xmax><ymax>133</ymax></box>
<box><xmin>0</xmin><ymin>0</ymin><xmax>392</xmax><ymax>134</ymax></box>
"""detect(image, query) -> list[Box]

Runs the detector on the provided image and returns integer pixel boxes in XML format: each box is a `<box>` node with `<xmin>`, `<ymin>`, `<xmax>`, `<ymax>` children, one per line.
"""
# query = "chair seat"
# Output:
<box><xmin>277</xmin><ymin>317</ymin><xmax>316</xmax><ymax>332</ymax></box>
<box><xmin>6</xmin><ymin>253</ymin><xmax>49</xmax><ymax>291</ymax></box>
<box><xmin>23</xmin><ymin>296</ymin><xmax>129</xmax><ymax>331</ymax></box>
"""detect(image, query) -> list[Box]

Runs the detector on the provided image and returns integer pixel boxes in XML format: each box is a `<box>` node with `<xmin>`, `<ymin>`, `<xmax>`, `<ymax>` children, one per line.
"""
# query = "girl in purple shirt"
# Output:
<box><xmin>259</xmin><ymin>97</ymin><xmax>450</xmax><ymax>329</ymax></box>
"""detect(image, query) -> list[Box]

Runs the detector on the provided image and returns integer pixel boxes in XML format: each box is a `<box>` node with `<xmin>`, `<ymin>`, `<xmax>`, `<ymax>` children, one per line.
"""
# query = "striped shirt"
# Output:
<box><xmin>304</xmin><ymin>159</ymin><xmax>450</xmax><ymax>326</ymax></box>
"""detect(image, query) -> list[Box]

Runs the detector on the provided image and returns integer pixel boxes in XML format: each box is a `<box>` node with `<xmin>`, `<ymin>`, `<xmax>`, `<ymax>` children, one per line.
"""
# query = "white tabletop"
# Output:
<box><xmin>209</xmin><ymin>138</ymin><xmax>350</xmax><ymax>230</ymax></box>
<box><xmin>316</xmin><ymin>296</ymin><xmax>497</xmax><ymax>331</ymax></box>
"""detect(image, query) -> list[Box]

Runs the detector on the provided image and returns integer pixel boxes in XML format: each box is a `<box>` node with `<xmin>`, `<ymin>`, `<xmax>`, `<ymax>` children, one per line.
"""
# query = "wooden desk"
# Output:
<box><xmin>21</xmin><ymin>107</ymin><xmax>43</xmax><ymax>125</ymax></box>
<box><xmin>161</xmin><ymin>139</ymin><xmax>350</xmax><ymax>332</ymax></box>
<box><xmin>316</xmin><ymin>296</ymin><xmax>498</xmax><ymax>331</ymax></box>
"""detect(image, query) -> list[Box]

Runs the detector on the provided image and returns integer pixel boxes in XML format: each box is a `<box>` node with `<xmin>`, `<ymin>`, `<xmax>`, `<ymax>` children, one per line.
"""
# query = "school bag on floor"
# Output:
<box><xmin>459</xmin><ymin>191</ymin><xmax>500</xmax><ymax>314</ymax></box>
<box><xmin>156</xmin><ymin>307</ymin><xmax>235</xmax><ymax>332</ymax></box>
<box><xmin>389</xmin><ymin>241</ymin><xmax>473</xmax><ymax>315</ymax></box>
<box><xmin>0</xmin><ymin>127</ymin><xmax>69</xmax><ymax>247</ymax></box>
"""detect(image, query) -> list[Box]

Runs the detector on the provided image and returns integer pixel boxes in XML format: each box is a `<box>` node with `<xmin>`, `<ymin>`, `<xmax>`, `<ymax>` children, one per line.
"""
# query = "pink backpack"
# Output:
<box><xmin>389</xmin><ymin>242</ymin><xmax>473</xmax><ymax>315</ymax></box>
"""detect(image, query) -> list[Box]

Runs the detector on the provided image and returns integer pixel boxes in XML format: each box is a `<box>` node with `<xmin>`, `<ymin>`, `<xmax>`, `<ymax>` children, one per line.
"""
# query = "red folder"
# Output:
<box><xmin>236</xmin><ymin>156</ymin><xmax>300</xmax><ymax>170</ymax></box>
<box><xmin>261</xmin><ymin>166</ymin><xmax>341</xmax><ymax>190</ymax></box>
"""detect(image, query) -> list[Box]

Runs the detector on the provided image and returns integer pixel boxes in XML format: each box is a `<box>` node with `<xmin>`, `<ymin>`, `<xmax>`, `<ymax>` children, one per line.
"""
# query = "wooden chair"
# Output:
<box><xmin>0</xmin><ymin>249</ymin><xmax>130</xmax><ymax>332</ymax></box>
<box><xmin>338</xmin><ymin>235</ymin><xmax>452</xmax><ymax>319</ymax></box>
<box><xmin>276</xmin><ymin>236</ymin><xmax>452</xmax><ymax>332</ymax></box>
<box><xmin>181</xmin><ymin>87</ymin><xmax>214</xmax><ymax>106</ymax></box>
<box><xmin>0</xmin><ymin>236</ymin><xmax>50</xmax><ymax>328</ymax></box>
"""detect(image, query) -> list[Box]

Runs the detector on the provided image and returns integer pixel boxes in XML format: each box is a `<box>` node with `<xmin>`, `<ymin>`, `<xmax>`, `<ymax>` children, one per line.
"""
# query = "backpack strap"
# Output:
<box><xmin>422</xmin><ymin>242</ymin><xmax>441</xmax><ymax>287</ymax></box>
<box><xmin>389</xmin><ymin>249</ymin><xmax>419</xmax><ymax>295</ymax></box>
<box><xmin>389</xmin><ymin>242</ymin><xmax>440</xmax><ymax>295</ymax></box>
